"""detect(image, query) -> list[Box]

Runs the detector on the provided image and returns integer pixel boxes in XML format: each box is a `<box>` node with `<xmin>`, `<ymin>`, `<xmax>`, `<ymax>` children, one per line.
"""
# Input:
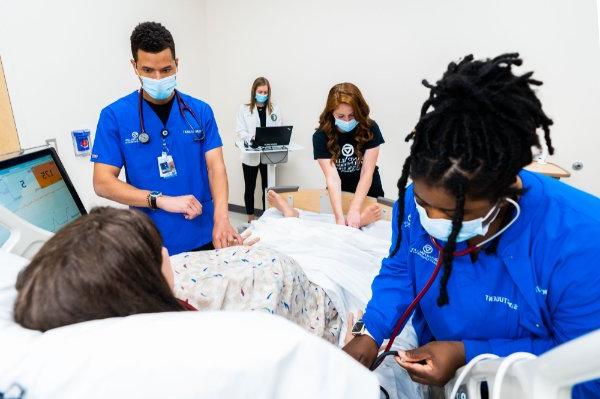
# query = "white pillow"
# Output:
<box><xmin>0</xmin><ymin>250</ymin><xmax>28</xmax><ymax>286</ymax></box>
<box><xmin>0</xmin><ymin>250</ymin><xmax>28</xmax><ymax>320</ymax></box>
<box><xmin>0</xmin><ymin>250</ymin><xmax>378</xmax><ymax>399</ymax></box>
<box><xmin>0</xmin><ymin>311</ymin><xmax>379</xmax><ymax>399</ymax></box>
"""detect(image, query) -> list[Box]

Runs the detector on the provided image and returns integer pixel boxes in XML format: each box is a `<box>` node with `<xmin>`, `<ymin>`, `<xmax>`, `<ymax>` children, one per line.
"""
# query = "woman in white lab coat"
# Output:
<box><xmin>236</xmin><ymin>77</ymin><xmax>282</xmax><ymax>222</ymax></box>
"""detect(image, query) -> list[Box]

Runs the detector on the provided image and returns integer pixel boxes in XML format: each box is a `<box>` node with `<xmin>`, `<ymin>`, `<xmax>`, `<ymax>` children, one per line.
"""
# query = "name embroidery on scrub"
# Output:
<box><xmin>485</xmin><ymin>294</ymin><xmax>519</xmax><ymax>310</ymax></box>
<box><xmin>409</xmin><ymin>244</ymin><xmax>437</xmax><ymax>265</ymax></box>
<box><xmin>183</xmin><ymin>128</ymin><xmax>203</xmax><ymax>135</ymax></box>
<box><xmin>125</xmin><ymin>131</ymin><xmax>140</xmax><ymax>145</ymax></box>
<box><xmin>535</xmin><ymin>286</ymin><xmax>548</xmax><ymax>296</ymax></box>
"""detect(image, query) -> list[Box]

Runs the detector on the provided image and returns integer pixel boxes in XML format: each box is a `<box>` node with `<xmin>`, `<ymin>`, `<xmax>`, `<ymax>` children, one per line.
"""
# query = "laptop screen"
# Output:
<box><xmin>253</xmin><ymin>126</ymin><xmax>293</xmax><ymax>148</ymax></box>
<box><xmin>0</xmin><ymin>148</ymin><xmax>86</xmax><ymax>246</ymax></box>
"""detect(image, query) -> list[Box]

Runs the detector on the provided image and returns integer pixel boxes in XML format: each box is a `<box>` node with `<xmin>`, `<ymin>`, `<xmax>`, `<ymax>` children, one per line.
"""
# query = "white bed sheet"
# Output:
<box><xmin>259</xmin><ymin>207</ymin><xmax>393</xmax><ymax>243</ymax></box>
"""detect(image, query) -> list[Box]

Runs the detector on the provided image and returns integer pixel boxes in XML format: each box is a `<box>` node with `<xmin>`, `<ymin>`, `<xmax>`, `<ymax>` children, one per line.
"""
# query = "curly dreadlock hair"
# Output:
<box><xmin>392</xmin><ymin>53</ymin><xmax>554</xmax><ymax>306</ymax></box>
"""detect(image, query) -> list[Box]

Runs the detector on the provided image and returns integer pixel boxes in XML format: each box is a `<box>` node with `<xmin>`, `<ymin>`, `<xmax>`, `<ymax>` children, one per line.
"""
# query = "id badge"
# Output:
<box><xmin>157</xmin><ymin>151</ymin><xmax>177</xmax><ymax>178</ymax></box>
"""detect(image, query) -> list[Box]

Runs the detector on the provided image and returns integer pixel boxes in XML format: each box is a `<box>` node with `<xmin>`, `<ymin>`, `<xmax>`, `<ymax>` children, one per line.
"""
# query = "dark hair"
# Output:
<box><xmin>393</xmin><ymin>53</ymin><xmax>554</xmax><ymax>306</ymax></box>
<box><xmin>130</xmin><ymin>21</ymin><xmax>176</xmax><ymax>61</ymax></box>
<box><xmin>247</xmin><ymin>77</ymin><xmax>273</xmax><ymax>114</ymax></box>
<box><xmin>14</xmin><ymin>207</ymin><xmax>183</xmax><ymax>332</ymax></box>
<box><xmin>318</xmin><ymin>83</ymin><xmax>374</xmax><ymax>164</ymax></box>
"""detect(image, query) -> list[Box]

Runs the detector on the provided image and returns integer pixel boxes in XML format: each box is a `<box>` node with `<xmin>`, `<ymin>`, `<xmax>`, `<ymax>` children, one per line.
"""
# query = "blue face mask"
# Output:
<box><xmin>255</xmin><ymin>93</ymin><xmax>268</xmax><ymax>103</ymax></box>
<box><xmin>335</xmin><ymin>117</ymin><xmax>359</xmax><ymax>133</ymax></box>
<box><xmin>415</xmin><ymin>199</ymin><xmax>501</xmax><ymax>242</ymax></box>
<box><xmin>140</xmin><ymin>74</ymin><xmax>177</xmax><ymax>101</ymax></box>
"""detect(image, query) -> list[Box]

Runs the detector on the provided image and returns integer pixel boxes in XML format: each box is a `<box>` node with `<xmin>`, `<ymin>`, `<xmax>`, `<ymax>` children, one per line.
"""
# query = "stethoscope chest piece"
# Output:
<box><xmin>139</xmin><ymin>132</ymin><xmax>150</xmax><ymax>144</ymax></box>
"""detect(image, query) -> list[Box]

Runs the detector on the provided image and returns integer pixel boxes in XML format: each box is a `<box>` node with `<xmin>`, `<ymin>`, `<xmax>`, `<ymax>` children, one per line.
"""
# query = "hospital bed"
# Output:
<box><xmin>1</xmin><ymin>147</ymin><xmax>596</xmax><ymax>399</ymax></box>
<box><xmin>0</xmin><ymin>148</ymin><xmax>381</xmax><ymax>399</ymax></box>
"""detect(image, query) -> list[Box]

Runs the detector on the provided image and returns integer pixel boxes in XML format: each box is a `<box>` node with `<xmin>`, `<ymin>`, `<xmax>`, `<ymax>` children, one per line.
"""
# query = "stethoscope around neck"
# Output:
<box><xmin>369</xmin><ymin>197</ymin><xmax>521</xmax><ymax>372</ymax></box>
<box><xmin>137</xmin><ymin>89</ymin><xmax>205</xmax><ymax>145</ymax></box>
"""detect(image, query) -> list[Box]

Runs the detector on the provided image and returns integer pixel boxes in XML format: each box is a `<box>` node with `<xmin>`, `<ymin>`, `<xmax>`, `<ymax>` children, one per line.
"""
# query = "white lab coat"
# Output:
<box><xmin>236</xmin><ymin>103</ymin><xmax>282</xmax><ymax>166</ymax></box>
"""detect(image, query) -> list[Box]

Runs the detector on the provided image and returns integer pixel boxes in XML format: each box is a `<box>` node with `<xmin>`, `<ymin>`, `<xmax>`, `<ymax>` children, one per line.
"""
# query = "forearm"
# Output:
<box><xmin>94</xmin><ymin>175</ymin><xmax>150</xmax><ymax>208</ymax></box>
<box><xmin>208</xmin><ymin>162</ymin><xmax>229</xmax><ymax>221</ymax></box>
<box><xmin>350</xmin><ymin>169</ymin><xmax>373</xmax><ymax>211</ymax></box>
<box><xmin>363</xmin><ymin>258</ymin><xmax>413</xmax><ymax>345</ymax></box>
<box><xmin>325</xmin><ymin>173</ymin><xmax>344</xmax><ymax>219</ymax></box>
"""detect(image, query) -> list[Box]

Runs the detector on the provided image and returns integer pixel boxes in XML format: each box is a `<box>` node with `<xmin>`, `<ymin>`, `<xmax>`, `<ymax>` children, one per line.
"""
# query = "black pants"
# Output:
<box><xmin>242</xmin><ymin>163</ymin><xmax>268</xmax><ymax>215</ymax></box>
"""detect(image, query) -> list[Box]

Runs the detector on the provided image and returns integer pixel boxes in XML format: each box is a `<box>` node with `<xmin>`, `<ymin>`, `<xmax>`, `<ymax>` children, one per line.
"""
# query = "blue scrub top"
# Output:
<box><xmin>363</xmin><ymin>170</ymin><xmax>600</xmax><ymax>398</ymax></box>
<box><xmin>91</xmin><ymin>90</ymin><xmax>223</xmax><ymax>255</ymax></box>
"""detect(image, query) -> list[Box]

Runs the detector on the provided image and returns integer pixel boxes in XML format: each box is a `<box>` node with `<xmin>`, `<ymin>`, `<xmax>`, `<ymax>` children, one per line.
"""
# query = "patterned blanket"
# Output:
<box><xmin>171</xmin><ymin>246</ymin><xmax>341</xmax><ymax>343</ymax></box>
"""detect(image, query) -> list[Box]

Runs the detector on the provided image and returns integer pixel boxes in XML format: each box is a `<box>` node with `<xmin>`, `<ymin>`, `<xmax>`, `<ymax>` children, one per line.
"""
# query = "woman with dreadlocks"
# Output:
<box><xmin>343</xmin><ymin>53</ymin><xmax>600</xmax><ymax>398</ymax></box>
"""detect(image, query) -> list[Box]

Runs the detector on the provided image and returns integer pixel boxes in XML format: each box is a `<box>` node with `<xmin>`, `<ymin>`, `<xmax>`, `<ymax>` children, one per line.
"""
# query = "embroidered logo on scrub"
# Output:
<box><xmin>125</xmin><ymin>131</ymin><xmax>140</xmax><ymax>145</ymax></box>
<box><xmin>403</xmin><ymin>214</ymin><xmax>412</xmax><ymax>229</ymax></box>
<box><xmin>409</xmin><ymin>244</ymin><xmax>438</xmax><ymax>265</ymax></box>
<box><xmin>485</xmin><ymin>295</ymin><xmax>519</xmax><ymax>310</ymax></box>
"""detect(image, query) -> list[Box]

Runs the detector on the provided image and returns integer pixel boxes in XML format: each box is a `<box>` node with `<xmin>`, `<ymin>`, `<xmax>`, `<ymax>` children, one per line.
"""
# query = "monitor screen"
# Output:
<box><xmin>0</xmin><ymin>148</ymin><xmax>86</xmax><ymax>246</ymax></box>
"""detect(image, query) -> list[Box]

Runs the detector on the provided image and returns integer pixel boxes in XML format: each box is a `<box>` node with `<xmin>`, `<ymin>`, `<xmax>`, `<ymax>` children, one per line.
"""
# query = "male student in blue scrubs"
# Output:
<box><xmin>91</xmin><ymin>22</ymin><xmax>241</xmax><ymax>255</ymax></box>
<box><xmin>343</xmin><ymin>54</ymin><xmax>600</xmax><ymax>398</ymax></box>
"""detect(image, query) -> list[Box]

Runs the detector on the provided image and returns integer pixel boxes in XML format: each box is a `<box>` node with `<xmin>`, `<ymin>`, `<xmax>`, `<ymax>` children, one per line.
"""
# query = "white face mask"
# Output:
<box><xmin>140</xmin><ymin>74</ymin><xmax>177</xmax><ymax>101</ymax></box>
<box><xmin>415</xmin><ymin>198</ymin><xmax>502</xmax><ymax>242</ymax></box>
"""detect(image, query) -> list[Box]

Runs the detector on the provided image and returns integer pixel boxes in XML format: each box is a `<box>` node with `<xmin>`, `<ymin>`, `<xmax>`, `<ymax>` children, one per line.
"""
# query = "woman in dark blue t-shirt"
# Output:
<box><xmin>268</xmin><ymin>83</ymin><xmax>384</xmax><ymax>228</ymax></box>
<box><xmin>311</xmin><ymin>83</ymin><xmax>385</xmax><ymax>228</ymax></box>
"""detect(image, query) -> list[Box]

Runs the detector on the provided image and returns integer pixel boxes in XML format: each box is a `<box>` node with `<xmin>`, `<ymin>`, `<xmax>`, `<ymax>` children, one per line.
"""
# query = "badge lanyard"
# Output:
<box><xmin>157</xmin><ymin>124</ymin><xmax>177</xmax><ymax>179</ymax></box>
<box><xmin>137</xmin><ymin>90</ymin><xmax>206</xmax><ymax>179</ymax></box>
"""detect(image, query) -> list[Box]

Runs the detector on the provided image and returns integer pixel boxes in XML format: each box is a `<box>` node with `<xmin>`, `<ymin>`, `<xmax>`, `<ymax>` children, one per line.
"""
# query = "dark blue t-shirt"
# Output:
<box><xmin>312</xmin><ymin>120</ymin><xmax>384</xmax><ymax>197</ymax></box>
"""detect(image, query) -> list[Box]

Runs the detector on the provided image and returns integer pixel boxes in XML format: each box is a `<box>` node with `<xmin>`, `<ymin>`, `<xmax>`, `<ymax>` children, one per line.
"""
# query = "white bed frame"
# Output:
<box><xmin>0</xmin><ymin>204</ymin><xmax>52</xmax><ymax>259</ymax></box>
<box><xmin>445</xmin><ymin>329</ymin><xmax>600</xmax><ymax>398</ymax></box>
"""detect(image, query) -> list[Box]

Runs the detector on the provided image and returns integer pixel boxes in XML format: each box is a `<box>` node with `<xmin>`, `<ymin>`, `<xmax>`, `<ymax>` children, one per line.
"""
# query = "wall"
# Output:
<box><xmin>0</xmin><ymin>0</ymin><xmax>208</xmax><ymax>209</ymax></box>
<box><xmin>2</xmin><ymin>0</ymin><xmax>599</xmax><ymax>214</ymax></box>
<box><xmin>205</xmin><ymin>0</ymin><xmax>600</xmax><ymax>209</ymax></box>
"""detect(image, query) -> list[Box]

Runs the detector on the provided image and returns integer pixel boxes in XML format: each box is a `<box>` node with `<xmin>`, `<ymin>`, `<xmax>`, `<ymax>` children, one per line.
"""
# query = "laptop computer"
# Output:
<box><xmin>251</xmin><ymin>126</ymin><xmax>293</xmax><ymax>149</ymax></box>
